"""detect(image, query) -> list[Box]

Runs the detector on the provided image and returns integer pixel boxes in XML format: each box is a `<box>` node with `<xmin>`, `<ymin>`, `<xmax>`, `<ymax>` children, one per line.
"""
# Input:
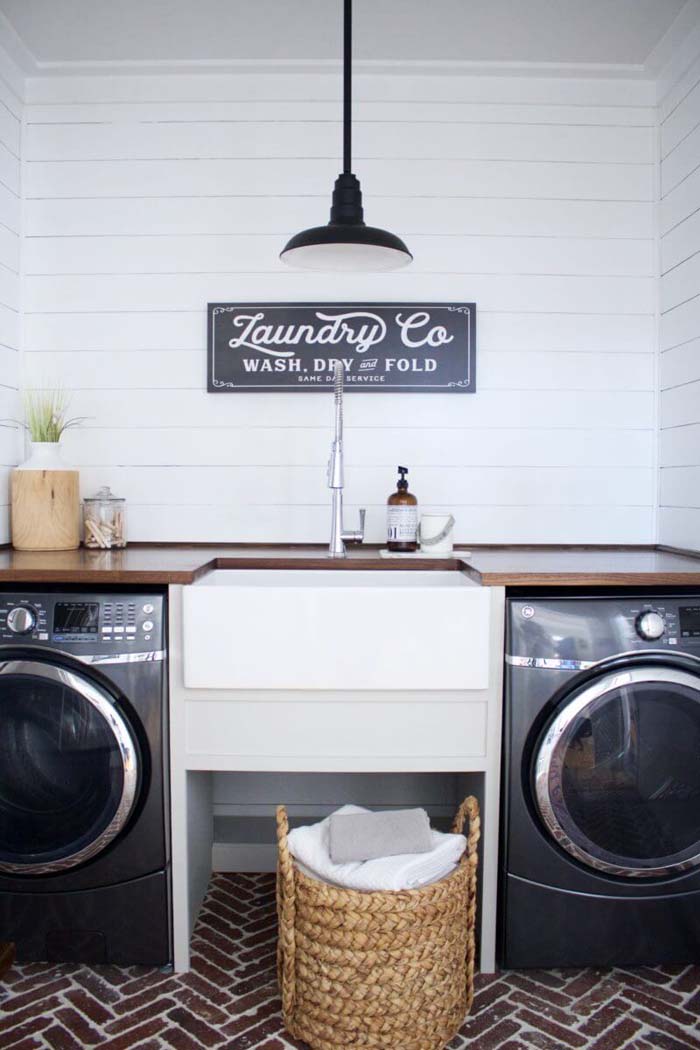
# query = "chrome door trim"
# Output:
<box><xmin>76</xmin><ymin>650</ymin><xmax>166</xmax><ymax>666</ymax></box>
<box><xmin>506</xmin><ymin>654</ymin><xmax>596</xmax><ymax>671</ymax></box>
<box><xmin>509</xmin><ymin>649</ymin><xmax>700</xmax><ymax>673</ymax></box>
<box><xmin>535</xmin><ymin>664</ymin><xmax>700</xmax><ymax>878</ymax></box>
<box><xmin>0</xmin><ymin>659</ymin><xmax>139</xmax><ymax>875</ymax></box>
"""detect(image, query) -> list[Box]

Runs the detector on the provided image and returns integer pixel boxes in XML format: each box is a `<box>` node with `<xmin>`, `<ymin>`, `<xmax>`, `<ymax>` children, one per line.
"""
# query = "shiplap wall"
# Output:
<box><xmin>22</xmin><ymin>72</ymin><xmax>657</xmax><ymax>543</ymax></box>
<box><xmin>659</xmin><ymin>36</ymin><xmax>700</xmax><ymax>552</ymax></box>
<box><xmin>0</xmin><ymin>47</ymin><xmax>21</xmax><ymax>544</ymax></box>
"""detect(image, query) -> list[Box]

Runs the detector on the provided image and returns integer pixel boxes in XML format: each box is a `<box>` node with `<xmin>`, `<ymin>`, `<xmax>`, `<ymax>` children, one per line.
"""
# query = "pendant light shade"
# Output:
<box><xmin>280</xmin><ymin>0</ymin><xmax>412</xmax><ymax>272</ymax></box>
<box><xmin>281</xmin><ymin>174</ymin><xmax>412</xmax><ymax>272</ymax></box>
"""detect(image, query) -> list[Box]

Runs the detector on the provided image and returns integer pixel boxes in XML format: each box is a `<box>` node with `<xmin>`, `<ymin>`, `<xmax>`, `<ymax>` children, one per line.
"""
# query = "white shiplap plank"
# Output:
<box><xmin>60</xmin><ymin>425</ymin><xmax>653</xmax><ymax>470</ymax></box>
<box><xmin>0</xmin><ymin>139</ymin><xmax>19</xmax><ymax>197</ymax></box>
<box><xmin>121</xmin><ymin>501</ymin><xmax>655</xmax><ymax>545</ymax></box>
<box><xmin>24</xmin><ymin>120</ymin><xmax>654</xmax><ymax>166</ymax></box>
<box><xmin>0</xmin><ymin>101</ymin><xmax>19</xmax><ymax>159</ymax></box>
<box><xmin>45</xmin><ymin>387</ymin><xmax>654</xmax><ymax>431</ymax></box>
<box><xmin>660</xmin><ymin>422</ymin><xmax>700</xmax><ymax>467</ymax></box>
<box><xmin>661</xmin><ymin>206</ymin><xmax>700</xmax><ymax>273</ymax></box>
<box><xmin>660</xmin><ymin>466</ymin><xmax>700</xmax><ymax>509</ymax></box>
<box><xmin>0</xmin><ymin>302</ymin><xmax>18</xmax><ymax>350</ymax></box>
<box><xmin>661</xmin><ymin>251</ymin><xmax>700</xmax><ymax>313</ymax></box>
<box><xmin>25</xmin><ymin>100</ymin><xmax>657</xmax><ymax>128</ymax></box>
<box><xmin>0</xmin><ymin>265</ymin><xmax>19</xmax><ymax>310</ymax></box>
<box><xmin>660</xmin><ymin>165</ymin><xmax>700</xmax><ymax>236</ymax></box>
<box><xmin>0</xmin><ymin>224</ymin><xmax>19</xmax><ymax>273</ymax></box>
<box><xmin>23</xmin><ymin>233</ymin><xmax>654</xmax><ymax>279</ymax></box>
<box><xmin>0</xmin><ymin>69</ymin><xmax>22</xmax><ymax>122</ymax></box>
<box><xmin>23</xmin><ymin>72</ymin><xmax>655</xmax><ymax>108</ymax></box>
<box><xmin>660</xmin><ymin>379</ymin><xmax>700</xmax><ymax>429</ymax></box>
<box><xmin>0</xmin><ymin>180</ymin><xmax>19</xmax><ymax>235</ymax></box>
<box><xmin>661</xmin><ymin>122</ymin><xmax>700</xmax><ymax>198</ymax></box>
<box><xmin>22</xmin><ymin>272</ymin><xmax>654</xmax><ymax>315</ymax></box>
<box><xmin>660</xmin><ymin>295</ymin><xmax>700</xmax><ymax>351</ymax></box>
<box><xmin>658</xmin><ymin>507</ymin><xmax>700</xmax><ymax>549</ymax></box>
<box><xmin>0</xmin><ymin>387</ymin><xmax>18</xmax><ymax>426</ymax></box>
<box><xmin>0</xmin><ymin>345</ymin><xmax>19</xmax><ymax>379</ymax></box>
<box><xmin>24</xmin><ymin>157</ymin><xmax>654</xmax><ymax>203</ymax></box>
<box><xmin>660</xmin><ymin>338</ymin><xmax>700</xmax><ymax>390</ymax></box>
<box><xmin>75</xmin><ymin>463</ymin><xmax>653</xmax><ymax>509</ymax></box>
<box><xmin>25</xmin><ymin>196</ymin><xmax>654</xmax><ymax>240</ymax></box>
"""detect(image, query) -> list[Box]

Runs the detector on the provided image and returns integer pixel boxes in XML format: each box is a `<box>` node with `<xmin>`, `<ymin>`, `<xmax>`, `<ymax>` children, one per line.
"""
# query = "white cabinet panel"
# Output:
<box><xmin>185</xmin><ymin>698</ymin><xmax>488</xmax><ymax>765</ymax></box>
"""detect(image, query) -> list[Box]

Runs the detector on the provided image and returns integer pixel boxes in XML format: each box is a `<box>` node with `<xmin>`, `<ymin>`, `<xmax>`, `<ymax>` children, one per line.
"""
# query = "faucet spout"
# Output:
<box><xmin>327</xmin><ymin>362</ymin><xmax>365</xmax><ymax>557</ymax></box>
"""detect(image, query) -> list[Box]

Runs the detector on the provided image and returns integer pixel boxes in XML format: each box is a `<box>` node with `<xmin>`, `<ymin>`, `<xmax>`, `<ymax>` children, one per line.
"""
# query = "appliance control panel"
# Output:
<box><xmin>508</xmin><ymin>595</ymin><xmax>700</xmax><ymax>665</ymax></box>
<box><xmin>0</xmin><ymin>593</ymin><xmax>164</xmax><ymax>652</ymax></box>
<box><xmin>624</xmin><ymin>601</ymin><xmax>692</xmax><ymax>648</ymax></box>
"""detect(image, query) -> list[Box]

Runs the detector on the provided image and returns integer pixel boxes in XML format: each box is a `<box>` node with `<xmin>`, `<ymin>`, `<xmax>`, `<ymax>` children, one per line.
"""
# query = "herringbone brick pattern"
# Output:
<box><xmin>0</xmin><ymin>873</ymin><xmax>699</xmax><ymax>1050</ymax></box>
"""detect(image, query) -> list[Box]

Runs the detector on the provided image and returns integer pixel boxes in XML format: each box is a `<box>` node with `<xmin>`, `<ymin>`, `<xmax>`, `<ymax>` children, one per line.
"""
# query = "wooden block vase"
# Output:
<box><xmin>11</xmin><ymin>443</ymin><xmax>80</xmax><ymax>551</ymax></box>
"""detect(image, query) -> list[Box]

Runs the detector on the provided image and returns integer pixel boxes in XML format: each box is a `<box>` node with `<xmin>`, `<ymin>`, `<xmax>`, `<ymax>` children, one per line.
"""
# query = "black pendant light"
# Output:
<box><xmin>280</xmin><ymin>0</ymin><xmax>412</xmax><ymax>272</ymax></box>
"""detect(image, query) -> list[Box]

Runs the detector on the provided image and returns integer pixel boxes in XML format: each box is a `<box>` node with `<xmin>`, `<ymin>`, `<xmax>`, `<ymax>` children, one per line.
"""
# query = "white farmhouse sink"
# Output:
<box><xmin>183</xmin><ymin>570</ymin><xmax>490</xmax><ymax>691</ymax></box>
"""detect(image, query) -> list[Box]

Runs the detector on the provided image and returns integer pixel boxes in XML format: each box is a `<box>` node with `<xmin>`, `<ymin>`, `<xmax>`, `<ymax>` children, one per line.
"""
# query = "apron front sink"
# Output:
<box><xmin>183</xmin><ymin>569</ymin><xmax>489</xmax><ymax>691</ymax></box>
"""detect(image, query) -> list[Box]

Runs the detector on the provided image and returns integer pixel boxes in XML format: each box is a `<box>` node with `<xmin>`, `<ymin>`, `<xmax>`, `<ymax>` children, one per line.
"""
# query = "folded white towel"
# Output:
<box><xmin>286</xmin><ymin>804</ymin><xmax>466</xmax><ymax>892</ymax></box>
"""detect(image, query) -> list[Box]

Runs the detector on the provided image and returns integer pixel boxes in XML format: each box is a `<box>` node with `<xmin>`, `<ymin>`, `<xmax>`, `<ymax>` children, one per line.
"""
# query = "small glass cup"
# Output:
<box><xmin>83</xmin><ymin>486</ymin><xmax>127</xmax><ymax>549</ymax></box>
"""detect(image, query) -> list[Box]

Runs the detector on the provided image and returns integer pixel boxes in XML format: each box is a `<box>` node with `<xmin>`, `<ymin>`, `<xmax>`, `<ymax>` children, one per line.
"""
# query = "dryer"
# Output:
<box><xmin>500</xmin><ymin>594</ymin><xmax>700</xmax><ymax>969</ymax></box>
<box><xmin>0</xmin><ymin>589</ymin><xmax>170</xmax><ymax>965</ymax></box>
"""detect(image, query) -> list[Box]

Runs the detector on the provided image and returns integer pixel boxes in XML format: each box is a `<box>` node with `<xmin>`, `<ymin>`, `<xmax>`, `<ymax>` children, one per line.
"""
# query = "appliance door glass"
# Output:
<box><xmin>0</xmin><ymin>659</ymin><xmax>139</xmax><ymax>875</ymax></box>
<box><xmin>534</xmin><ymin>665</ymin><xmax>700</xmax><ymax>878</ymax></box>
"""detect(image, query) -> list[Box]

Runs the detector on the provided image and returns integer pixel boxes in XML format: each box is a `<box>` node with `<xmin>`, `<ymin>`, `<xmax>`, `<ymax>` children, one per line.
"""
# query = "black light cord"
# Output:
<box><xmin>343</xmin><ymin>0</ymin><xmax>352</xmax><ymax>174</ymax></box>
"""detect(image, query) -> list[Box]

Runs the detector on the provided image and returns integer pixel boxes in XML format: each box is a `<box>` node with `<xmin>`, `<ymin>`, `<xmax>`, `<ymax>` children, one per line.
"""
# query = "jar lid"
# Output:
<box><xmin>85</xmin><ymin>485</ymin><xmax>124</xmax><ymax>503</ymax></box>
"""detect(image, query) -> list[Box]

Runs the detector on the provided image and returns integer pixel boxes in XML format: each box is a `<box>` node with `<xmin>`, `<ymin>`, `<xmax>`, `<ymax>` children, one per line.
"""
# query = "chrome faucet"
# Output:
<box><xmin>327</xmin><ymin>362</ymin><xmax>365</xmax><ymax>557</ymax></box>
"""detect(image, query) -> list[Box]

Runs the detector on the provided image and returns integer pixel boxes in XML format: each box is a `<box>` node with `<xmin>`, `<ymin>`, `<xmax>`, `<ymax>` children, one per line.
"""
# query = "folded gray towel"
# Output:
<box><xmin>329</xmin><ymin>808</ymin><xmax>433</xmax><ymax>863</ymax></box>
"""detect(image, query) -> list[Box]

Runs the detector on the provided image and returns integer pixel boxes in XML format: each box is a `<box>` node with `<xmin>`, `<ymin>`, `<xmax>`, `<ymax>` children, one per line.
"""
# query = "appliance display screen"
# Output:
<box><xmin>53</xmin><ymin>602</ymin><xmax>99</xmax><ymax>635</ymax></box>
<box><xmin>679</xmin><ymin>606</ymin><xmax>700</xmax><ymax>639</ymax></box>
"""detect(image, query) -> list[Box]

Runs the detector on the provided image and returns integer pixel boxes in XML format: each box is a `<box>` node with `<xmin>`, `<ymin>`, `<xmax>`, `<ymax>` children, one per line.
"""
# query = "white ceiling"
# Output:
<box><xmin>0</xmin><ymin>0</ymin><xmax>690</xmax><ymax>73</ymax></box>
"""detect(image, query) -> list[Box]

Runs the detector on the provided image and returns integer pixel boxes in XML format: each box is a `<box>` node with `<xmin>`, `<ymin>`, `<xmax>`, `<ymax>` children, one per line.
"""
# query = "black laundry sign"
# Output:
<box><xmin>207</xmin><ymin>302</ymin><xmax>476</xmax><ymax>392</ymax></box>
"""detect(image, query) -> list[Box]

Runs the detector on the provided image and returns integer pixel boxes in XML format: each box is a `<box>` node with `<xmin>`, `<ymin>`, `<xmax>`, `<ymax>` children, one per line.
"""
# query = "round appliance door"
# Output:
<box><xmin>0</xmin><ymin>658</ymin><xmax>140</xmax><ymax>875</ymax></box>
<box><xmin>534</xmin><ymin>664</ymin><xmax>700</xmax><ymax>878</ymax></box>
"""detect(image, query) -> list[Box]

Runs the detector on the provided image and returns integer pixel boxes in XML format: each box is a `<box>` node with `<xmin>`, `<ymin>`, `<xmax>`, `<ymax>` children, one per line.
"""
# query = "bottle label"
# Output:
<box><xmin>387</xmin><ymin>506</ymin><xmax>418</xmax><ymax>542</ymax></box>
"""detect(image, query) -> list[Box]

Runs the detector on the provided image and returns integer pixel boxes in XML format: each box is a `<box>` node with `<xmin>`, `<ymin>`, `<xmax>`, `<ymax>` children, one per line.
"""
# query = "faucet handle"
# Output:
<box><xmin>342</xmin><ymin>508</ymin><xmax>366</xmax><ymax>546</ymax></box>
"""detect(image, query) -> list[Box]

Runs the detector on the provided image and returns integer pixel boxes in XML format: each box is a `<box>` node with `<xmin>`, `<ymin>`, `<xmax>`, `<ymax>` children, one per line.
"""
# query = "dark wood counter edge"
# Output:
<box><xmin>472</xmin><ymin>572</ymin><xmax>700</xmax><ymax>586</ymax></box>
<box><xmin>0</xmin><ymin>553</ymin><xmax>471</xmax><ymax>585</ymax></box>
<box><xmin>0</xmin><ymin>543</ymin><xmax>698</xmax><ymax>586</ymax></box>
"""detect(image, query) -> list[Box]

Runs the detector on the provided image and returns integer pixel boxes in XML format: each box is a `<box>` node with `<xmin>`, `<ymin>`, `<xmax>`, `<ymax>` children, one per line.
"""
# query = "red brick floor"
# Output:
<box><xmin>0</xmin><ymin>873</ymin><xmax>699</xmax><ymax>1049</ymax></box>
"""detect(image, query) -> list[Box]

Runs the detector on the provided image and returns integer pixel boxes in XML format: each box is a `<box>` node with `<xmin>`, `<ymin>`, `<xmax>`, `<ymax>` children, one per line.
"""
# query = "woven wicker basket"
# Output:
<box><xmin>276</xmin><ymin>796</ymin><xmax>480</xmax><ymax>1050</ymax></box>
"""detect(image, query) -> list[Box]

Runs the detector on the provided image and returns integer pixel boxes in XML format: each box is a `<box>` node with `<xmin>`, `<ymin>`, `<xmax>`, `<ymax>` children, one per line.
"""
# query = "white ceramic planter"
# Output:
<box><xmin>17</xmin><ymin>441</ymin><xmax>67</xmax><ymax>471</ymax></box>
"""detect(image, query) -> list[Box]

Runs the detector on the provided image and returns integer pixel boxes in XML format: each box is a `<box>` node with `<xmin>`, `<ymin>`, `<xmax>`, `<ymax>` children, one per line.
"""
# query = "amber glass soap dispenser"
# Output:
<box><xmin>387</xmin><ymin>466</ymin><xmax>418</xmax><ymax>552</ymax></box>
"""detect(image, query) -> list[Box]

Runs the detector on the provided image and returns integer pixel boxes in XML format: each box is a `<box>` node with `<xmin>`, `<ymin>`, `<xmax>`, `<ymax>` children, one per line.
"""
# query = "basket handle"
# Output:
<box><xmin>452</xmin><ymin>796</ymin><xmax>480</xmax><ymax>1012</ymax></box>
<box><xmin>276</xmin><ymin>805</ymin><xmax>297</xmax><ymax>1020</ymax></box>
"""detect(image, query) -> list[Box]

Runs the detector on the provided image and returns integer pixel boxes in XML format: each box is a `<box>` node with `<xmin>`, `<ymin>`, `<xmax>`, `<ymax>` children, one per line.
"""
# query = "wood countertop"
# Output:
<box><xmin>0</xmin><ymin>544</ymin><xmax>699</xmax><ymax>586</ymax></box>
<box><xmin>464</xmin><ymin>546</ymin><xmax>700</xmax><ymax>586</ymax></box>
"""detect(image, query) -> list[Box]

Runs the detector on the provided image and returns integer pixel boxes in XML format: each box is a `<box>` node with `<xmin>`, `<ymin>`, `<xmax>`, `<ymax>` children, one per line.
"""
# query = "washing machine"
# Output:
<box><xmin>0</xmin><ymin>589</ymin><xmax>171</xmax><ymax>965</ymax></box>
<box><xmin>499</xmin><ymin>594</ymin><xmax>700</xmax><ymax>969</ymax></box>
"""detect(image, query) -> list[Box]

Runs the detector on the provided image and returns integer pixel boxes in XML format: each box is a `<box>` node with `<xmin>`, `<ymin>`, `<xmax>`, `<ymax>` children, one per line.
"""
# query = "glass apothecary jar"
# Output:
<box><xmin>83</xmin><ymin>486</ymin><xmax>127</xmax><ymax>549</ymax></box>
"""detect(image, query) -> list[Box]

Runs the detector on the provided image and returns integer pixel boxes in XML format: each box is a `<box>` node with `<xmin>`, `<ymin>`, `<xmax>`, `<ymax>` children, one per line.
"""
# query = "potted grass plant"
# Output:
<box><xmin>17</xmin><ymin>388</ymin><xmax>85</xmax><ymax>469</ymax></box>
<box><xmin>10</xmin><ymin>389</ymin><xmax>85</xmax><ymax>551</ymax></box>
